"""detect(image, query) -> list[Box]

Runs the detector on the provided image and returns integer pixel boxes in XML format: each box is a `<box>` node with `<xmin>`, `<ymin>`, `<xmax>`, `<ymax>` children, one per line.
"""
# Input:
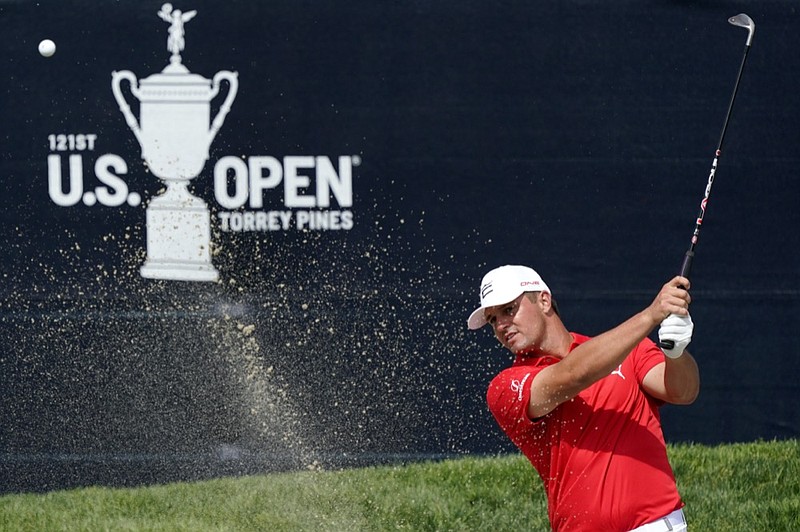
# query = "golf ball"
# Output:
<box><xmin>38</xmin><ymin>39</ymin><xmax>56</xmax><ymax>57</ymax></box>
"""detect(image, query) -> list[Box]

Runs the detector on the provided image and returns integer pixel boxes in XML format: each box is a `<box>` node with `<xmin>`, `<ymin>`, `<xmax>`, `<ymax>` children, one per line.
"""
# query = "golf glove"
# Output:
<box><xmin>658</xmin><ymin>313</ymin><xmax>693</xmax><ymax>359</ymax></box>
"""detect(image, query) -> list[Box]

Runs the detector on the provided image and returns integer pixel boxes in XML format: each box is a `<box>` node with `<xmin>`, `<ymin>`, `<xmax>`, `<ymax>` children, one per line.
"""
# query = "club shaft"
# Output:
<box><xmin>677</xmin><ymin>42</ymin><xmax>751</xmax><ymax>281</ymax></box>
<box><xmin>716</xmin><ymin>44</ymin><xmax>752</xmax><ymax>160</ymax></box>
<box><xmin>659</xmin><ymin>23</ymin><xmax>754</xmax><ymax>351</ymax></box>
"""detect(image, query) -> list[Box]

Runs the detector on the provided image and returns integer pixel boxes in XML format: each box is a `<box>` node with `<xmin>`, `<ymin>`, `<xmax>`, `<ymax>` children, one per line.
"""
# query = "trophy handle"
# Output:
<box><xmin>208</xmin><ymin>71</ymin><xmax>239</xmax><ymax>143</ymax></box>
<box><xmin>111</xmin><ymin>70</ymin><xmax>145</xmax><ymax>146</ymax></box>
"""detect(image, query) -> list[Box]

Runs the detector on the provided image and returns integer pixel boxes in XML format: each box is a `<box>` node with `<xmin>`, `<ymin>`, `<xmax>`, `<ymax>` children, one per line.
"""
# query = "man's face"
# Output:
<box><xmin>484</xmin><ymin>292</ymin><xmax>545</xmax><ymax>354</ymax></box>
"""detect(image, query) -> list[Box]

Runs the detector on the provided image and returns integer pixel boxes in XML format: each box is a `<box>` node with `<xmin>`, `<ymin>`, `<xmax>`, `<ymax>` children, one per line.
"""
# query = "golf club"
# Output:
<box><xmin>659</xmin><ymin>14</ymin><xmax>755</xmax><ymax>350</ymax></box>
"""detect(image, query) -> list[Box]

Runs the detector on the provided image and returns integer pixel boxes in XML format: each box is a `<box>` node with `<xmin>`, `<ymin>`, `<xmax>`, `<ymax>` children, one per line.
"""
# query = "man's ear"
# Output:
<box><xmin>539</xmin><ymin>291</ymin><xmax>553</xmax><ymax>313</ymax></box>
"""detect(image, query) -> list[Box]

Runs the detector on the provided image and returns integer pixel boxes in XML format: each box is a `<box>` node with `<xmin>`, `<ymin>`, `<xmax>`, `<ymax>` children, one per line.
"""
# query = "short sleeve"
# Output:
<box><xmin>631</xmin><ymin>337</ymin><xmax>666</xmax><ymax>384</ymax></box>
<box><xmin>487</xmin><ymin>365</ymin><xmax>543</xmax><ymax>433</ymax></box>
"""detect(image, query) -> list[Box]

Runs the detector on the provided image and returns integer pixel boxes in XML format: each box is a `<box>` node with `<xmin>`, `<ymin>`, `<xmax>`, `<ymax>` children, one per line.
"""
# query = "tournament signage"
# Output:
<box><xmin>4</xmin><ymin>0</ymin><xmax>798</xmax><ymax>494</ymax></box>
<box><xmin>44</xmin><ymin>2</ymin><xmax>359</xmax><ymax>282</ymax></box>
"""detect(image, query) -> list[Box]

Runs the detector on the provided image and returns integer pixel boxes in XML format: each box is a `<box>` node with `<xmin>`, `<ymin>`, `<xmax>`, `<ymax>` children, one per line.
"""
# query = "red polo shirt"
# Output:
<box><xmin>487</xmin><ymin>333</ymin><xmax>683</xmax><ymax>531</ymax></box>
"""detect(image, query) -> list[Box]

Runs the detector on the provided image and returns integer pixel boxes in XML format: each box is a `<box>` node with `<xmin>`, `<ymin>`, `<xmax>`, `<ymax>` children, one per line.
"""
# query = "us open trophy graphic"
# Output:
<box><xmin>112</xmin><ymin>3</ymin><xmax>237</xmax><ymax>281</ymax></box>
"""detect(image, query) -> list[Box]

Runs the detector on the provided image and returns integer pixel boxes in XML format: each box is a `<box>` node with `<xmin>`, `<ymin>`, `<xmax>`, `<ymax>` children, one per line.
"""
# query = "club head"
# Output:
<box><xmin>728</xmin><ymin>13</ymin><xmax>755</xmax><ymax>47</ymax></box>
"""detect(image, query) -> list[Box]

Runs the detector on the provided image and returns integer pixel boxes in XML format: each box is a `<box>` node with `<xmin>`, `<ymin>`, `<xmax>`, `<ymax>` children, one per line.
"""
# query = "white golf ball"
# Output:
<box><xmin>38</xmin><ymin>39</ymin><xmax>56</xmax><ymax>57</ymax></box>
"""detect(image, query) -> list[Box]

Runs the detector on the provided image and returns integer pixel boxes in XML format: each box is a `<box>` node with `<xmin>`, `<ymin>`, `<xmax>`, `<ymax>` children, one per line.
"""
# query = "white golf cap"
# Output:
<box><xmin>467</xmin><ymin>265</ymin><xmax>551</xmax><ymax>330</ymax></box>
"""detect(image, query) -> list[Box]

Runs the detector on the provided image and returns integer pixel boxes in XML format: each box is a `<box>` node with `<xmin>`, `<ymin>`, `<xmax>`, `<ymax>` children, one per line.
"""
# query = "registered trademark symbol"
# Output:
<box><xmin>352</xmin><ymin>155</ymin><xmax>361</xmax><ymax>166</ymax></box>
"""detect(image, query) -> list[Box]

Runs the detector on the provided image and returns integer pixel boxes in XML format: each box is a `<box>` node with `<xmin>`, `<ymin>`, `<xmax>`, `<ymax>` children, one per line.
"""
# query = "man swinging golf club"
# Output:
<box><xmin>468</xmin><ymin>265</ymin><xmax>699</xmax><ymax>531</ymax></box>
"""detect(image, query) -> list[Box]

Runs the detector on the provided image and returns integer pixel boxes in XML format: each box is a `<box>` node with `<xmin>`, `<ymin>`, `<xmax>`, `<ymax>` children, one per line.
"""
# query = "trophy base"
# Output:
<box><xmin>141</xmin><ymin>261</ymin><xmax>219</xmax><ymax>282</ymax></box>
<box><xmin>141</xmin><ymin>190</ymin><xmax>219</xmax><ymax>282</ymax></box>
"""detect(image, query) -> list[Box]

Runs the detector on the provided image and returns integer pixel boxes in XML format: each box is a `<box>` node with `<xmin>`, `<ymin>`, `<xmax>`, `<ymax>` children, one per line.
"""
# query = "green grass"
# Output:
<box><xmin>1</xmin><ymin>440</ymin><xmax>798</xmax><ymax>531</ymax></box>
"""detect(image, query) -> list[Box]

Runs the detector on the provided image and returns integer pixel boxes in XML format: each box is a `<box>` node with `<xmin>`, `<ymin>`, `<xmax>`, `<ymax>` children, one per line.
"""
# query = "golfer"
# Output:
<box><xmin>468</xmin><ymin>265</ymin><xmax>700</xmax><ymax>531</ymax></box>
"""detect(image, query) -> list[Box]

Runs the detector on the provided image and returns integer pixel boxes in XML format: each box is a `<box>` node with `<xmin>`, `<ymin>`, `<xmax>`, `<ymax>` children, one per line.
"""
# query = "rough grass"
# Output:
<box><xmin>0</xmin><ymin>440</ymin><xmax>797</xmax><ymax>531</ymax></box>
<box><xmin>671</xmin><ymin>440</ymin><xmax>800</xmax><ymax>531</ymax></box>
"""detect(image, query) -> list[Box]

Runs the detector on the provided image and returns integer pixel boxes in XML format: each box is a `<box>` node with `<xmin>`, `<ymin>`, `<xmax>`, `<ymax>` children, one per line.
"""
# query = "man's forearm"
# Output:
<box><xmin>663</xmin><ymin>350</ymin><xmax>700</xmax><ymax>404</ymax></box>
<box><xmin>564</xmin><ymin>310</ymin><xmax>658</xmax><ymax>388</ymax></box>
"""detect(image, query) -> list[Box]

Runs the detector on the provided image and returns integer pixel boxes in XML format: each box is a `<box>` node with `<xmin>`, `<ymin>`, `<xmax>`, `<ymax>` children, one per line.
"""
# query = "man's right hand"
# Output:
<box><xmin>650</xmin><ymin>276</ymin><xmax>691</xmax><ymax>323</ymax></box>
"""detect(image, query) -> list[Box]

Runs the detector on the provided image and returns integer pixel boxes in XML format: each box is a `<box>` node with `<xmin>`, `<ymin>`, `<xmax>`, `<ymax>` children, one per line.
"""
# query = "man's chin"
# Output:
<box><xmin>514</xmin><ymin>345</ymin><xmax>539</xmax><ymax>356</ymax></box>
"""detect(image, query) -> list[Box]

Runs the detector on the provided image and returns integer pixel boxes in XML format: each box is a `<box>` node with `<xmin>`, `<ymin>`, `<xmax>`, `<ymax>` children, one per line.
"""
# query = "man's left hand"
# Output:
<box><xmin>659</xmin><ymin>313</ymin><xmax>693</xmax><ymax>359</ymax></box>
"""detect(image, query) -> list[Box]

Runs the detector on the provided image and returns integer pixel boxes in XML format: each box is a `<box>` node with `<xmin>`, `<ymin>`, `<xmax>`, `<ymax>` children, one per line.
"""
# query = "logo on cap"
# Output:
<box><xmin>480</xmin><ymin>281</ymin><xmax>494</xmax><ymax>300</ymax></box>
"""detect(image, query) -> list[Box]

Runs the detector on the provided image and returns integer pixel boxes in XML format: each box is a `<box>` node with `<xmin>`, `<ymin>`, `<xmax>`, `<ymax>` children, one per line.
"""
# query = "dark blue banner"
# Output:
<box><xmin>1</xmin><ymin>0</ymin><xmax>798</xmax><ymax>492</ymax></box>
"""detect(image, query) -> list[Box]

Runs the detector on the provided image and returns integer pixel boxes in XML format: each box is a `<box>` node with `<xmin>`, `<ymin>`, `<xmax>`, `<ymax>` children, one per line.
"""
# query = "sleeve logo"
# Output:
<box><xmin>510</xmin><ymin>372</ymin><xmax>531</xmax><ymax>402</ymax></box>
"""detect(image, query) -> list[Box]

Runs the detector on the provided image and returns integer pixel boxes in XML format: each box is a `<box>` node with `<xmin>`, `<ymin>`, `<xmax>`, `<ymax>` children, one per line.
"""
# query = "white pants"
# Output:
<box><xmin>628</xmin><ymin>509</ymin><xmax>687</xmax><ymax>532</ymax></box>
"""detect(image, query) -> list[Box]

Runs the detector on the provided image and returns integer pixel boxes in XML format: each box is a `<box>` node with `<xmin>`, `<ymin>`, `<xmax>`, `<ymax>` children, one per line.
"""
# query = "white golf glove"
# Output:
<box><xmin>658</xmin><ymin>313</ymin><xmax>693</xmax><ymax>359</ymax></box>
